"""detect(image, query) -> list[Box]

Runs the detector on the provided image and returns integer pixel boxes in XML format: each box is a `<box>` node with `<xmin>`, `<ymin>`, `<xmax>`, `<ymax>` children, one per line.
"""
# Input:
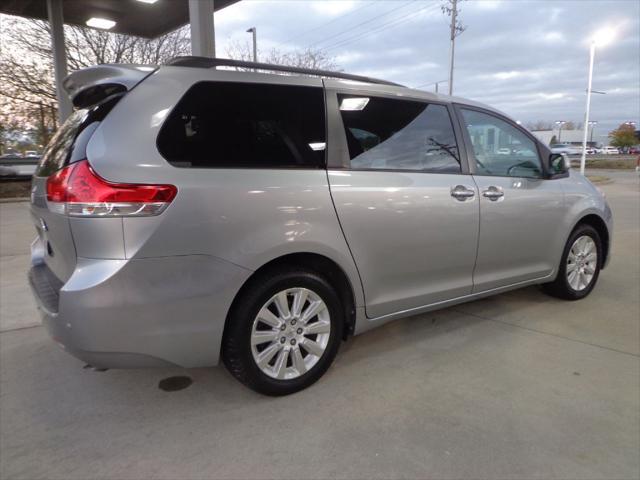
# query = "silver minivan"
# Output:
<box><xmin>29</xmin><ymin>58</ymin><xmax>612</xmax><ymax>395</ymax></box>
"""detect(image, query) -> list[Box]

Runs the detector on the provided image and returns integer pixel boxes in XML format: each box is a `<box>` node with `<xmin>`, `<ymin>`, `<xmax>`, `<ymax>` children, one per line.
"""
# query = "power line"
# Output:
<box><xmin>307</xmin><ymin>0</ymin><xmax>420</xmax><ymax>49</ymax></box>
<box><xmin>323</xmin><ymin>3</ymin><xmax>438</xmax><ymax>52</ymax></box>
<box><xmin>275</xmin><ymin>1</ymin><xmax>377</xmax><ymax>49</ymax></box>
<box><xmin>322</xmin><ymin>3</ymin><xmax>440</xmax><ymax>52</ymax></box>
<box><xmin>415</xmin><ymin>79</ymin><xmax>448</xmax><ymax>89</ymax></box>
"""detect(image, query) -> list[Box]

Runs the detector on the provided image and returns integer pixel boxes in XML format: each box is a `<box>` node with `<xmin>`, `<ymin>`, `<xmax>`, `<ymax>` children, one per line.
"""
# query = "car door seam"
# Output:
<box><xmin>324</xmin><ymin>169</ymin><xmax>368</xmax><ymax>311</ymax></box>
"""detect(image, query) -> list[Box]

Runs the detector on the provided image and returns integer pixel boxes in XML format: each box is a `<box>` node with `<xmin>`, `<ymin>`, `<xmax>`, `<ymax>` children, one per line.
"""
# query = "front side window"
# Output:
<box><xmin>157</xmin><ymin>82</ymin><xmax>326</xmax><ymax>168</ymax></box>
<box><xmin>338</xmin><ymin>95</ymin><xmax>461</xmax><ymax>173</ymax></box>
<box><xmin>461</xmin><ymin>109</ymin><xmax>542</xmax><ymax>178</ymax></box>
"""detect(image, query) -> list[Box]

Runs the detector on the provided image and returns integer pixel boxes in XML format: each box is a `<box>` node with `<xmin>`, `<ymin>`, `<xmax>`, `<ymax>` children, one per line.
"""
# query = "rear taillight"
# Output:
<box><xmin>46</xmin><ymin>160</ymin><xmax>177</xmax><ymax>217</ymax></box>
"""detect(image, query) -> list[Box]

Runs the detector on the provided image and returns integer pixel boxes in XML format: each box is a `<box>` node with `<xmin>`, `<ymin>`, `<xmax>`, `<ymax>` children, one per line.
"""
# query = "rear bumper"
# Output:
<box><xmin>29</xmin><ymin>254</ymin><xmax>252</xmax><ymax>369</ymax></box>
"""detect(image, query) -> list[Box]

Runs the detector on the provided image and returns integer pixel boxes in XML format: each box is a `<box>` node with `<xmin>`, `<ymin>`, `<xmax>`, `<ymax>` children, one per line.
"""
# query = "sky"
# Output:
<box><xmin>213</xmin><ymin>0</ymin><xmax>640</xmax><ymax>143</ymax></box>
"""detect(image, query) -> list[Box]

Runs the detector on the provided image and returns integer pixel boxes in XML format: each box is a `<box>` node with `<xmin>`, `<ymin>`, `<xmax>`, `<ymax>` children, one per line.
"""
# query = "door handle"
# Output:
<box><xmin>482</xmin><ymin>186</ymin><xmax>504</xmax><ymax>201</ymax></box>
<box><xmin>450</xmin><ymin>185</ymin><xmax>475</xmax><ymax>201</ymax></box>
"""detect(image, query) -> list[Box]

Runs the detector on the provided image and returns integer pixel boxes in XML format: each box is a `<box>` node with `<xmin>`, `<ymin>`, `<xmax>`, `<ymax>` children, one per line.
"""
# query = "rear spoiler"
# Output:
<box><xmin>63</xmin><ymin>64</ymin><xmax>157</xmax><ymax>109</ymax></box>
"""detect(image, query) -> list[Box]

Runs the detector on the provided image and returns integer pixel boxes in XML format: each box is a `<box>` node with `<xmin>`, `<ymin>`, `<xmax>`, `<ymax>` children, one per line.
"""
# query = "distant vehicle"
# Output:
<box><xmin>24</xmin><ymin>150</ymin><xmax>41</xmax><ymax>158</ymax></box>
<box><xmin>497</xmin><ymin>147</ymin><xmax>511</xmax><ymax>155</ymax></box>
<box><xmin>0</xmin><ymin>152</ymin><xmax>22</xmax><ymax>158</ymax></box>
<box><xmin>0</xmin><ymin>165</ymin><xmax>19</xmax><ymax>177</ymax></box>
<box><xmin>550</xmin><ymin>143</ymin><xmax>582</xmax><ymax>155</ymax></box>
<box><xmin>0</xmin><ymin>154</ymin><xmax>39</xmax><ymax>178</ymax></box>
<box><xmin>628</xmin><ymin>147</ymin><xmax>640</xmax><ymax>154</ymax></box>
<box><xmin>601</xmin><ymin>146</ymin><xmax>620</xmax><ymax>155</ymax></box>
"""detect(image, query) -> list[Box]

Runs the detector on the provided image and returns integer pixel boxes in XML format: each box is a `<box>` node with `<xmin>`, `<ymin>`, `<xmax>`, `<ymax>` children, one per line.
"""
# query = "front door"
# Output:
<box><xmin>458</xmin><ymin>107</ymin><xmax>565</xmax><ymax>292</ymax></box>
<box><xmin>327</xmin><ymin>91</ymin><xmax>479</xmax><ymax>318</ymax></box>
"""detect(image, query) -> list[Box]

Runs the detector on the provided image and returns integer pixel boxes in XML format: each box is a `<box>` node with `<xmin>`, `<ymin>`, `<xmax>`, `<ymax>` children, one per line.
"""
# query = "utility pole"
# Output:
<box><xmin>246</xmin><ymin>27</ymin><xmax>257</xmax><ymax>62</ymax></box>
<box><xmin>448</xmin><ymin>0</ymin><xmax>457</xmax><ymax>96</ymax></box>
<box><xmin>442</xmin><ymin>0</ymin><xmax>465</xmax><ymax>96</ymax></box>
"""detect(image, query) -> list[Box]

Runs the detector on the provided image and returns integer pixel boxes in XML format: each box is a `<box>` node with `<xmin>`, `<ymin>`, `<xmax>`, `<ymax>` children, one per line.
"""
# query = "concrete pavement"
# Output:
<box><xmin>0</xmin><ymin>169</ymin><xmax>638</xmax><ymax>479</ymax></box>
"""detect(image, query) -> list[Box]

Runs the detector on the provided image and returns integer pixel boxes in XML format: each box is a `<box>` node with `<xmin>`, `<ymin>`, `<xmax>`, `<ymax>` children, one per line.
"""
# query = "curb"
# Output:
<box><xmin>0</xmin><ymin>197</ymin><xmax>30</xmax><ymax>203</ymax></box>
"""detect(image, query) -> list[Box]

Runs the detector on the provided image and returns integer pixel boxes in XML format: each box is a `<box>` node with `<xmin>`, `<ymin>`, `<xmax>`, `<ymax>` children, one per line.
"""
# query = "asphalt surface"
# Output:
<box><xmin>0</xmin><ymin>169</ymin><xmax>638</xmax><ymax>479</ymax></box>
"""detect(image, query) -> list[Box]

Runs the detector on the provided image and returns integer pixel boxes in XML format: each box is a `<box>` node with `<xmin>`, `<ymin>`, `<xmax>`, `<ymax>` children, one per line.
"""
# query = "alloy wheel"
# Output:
<box><xmin>250</xmin><ymin>288</ymin><xmax>331</xmax><ymax>380</ymax></box>
<box><xmin>566</xmin><ymin>235</ymin><xmax>598</xmax><ymax>291</ymax></box>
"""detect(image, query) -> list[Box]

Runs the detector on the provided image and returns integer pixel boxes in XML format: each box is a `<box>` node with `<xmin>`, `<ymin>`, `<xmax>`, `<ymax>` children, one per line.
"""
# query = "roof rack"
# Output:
<box><xmin>165</xmin><ymin>56</ymin><xmax>403</xmax><ymax>87</ymax></box>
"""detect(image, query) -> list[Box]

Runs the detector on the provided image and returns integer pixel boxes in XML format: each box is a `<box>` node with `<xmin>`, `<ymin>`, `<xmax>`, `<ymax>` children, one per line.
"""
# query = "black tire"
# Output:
<box><xmin>222</xmin><ymin>268</ymin><xmax>343</xmax><ymax>396</ymax></box>
<box><xmin>542</xmin><ymin>224</ymin><xmax>602</xmax><ymax>300</ymax></box>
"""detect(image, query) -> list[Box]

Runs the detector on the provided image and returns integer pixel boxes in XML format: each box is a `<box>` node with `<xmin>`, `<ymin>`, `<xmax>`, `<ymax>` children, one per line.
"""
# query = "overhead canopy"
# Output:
<box><xmin>0</xmin><ymin>0</ymin><xmax>239</xmax><ymax>38</ymax></box>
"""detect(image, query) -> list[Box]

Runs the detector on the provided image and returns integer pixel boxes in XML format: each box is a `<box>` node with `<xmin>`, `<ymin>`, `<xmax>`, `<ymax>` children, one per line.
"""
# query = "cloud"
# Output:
<box><xmin>214</xmin><ymin>0</ymin><xmax>639</xmax><ymax>135</ymax></box>
<box><xmin>542</xmin><ymin>32</ymin><xmax>565</xmax><ymax>43</ymax></box>
<box><xmin>310</xmin><ymin>1</ymin><xmax>357</xmax><ymax>16</ymax></box>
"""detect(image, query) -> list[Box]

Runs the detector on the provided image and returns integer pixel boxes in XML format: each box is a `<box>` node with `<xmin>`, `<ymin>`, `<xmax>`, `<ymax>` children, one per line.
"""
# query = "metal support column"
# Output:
<box><xmin>47</xmin><ymin>0</ymin><xmax>72</xmax><ymax>123</ymax></box>
<box><xmin>189</xmin><ymin>0</ymin><xmax>215</xmax><ymax>58</ymax></box>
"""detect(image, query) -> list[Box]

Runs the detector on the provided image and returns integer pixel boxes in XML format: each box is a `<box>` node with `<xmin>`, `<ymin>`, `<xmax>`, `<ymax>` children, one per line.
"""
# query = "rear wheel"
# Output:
<box><xmin>543</xmin><ymin>224</ymin><xmax>602</xmax><ymax>300</ymax></box>
<box><xmin>222</xmin><ymin>269</ymin><xmax>343</xmax><ymax>396</ymax></box>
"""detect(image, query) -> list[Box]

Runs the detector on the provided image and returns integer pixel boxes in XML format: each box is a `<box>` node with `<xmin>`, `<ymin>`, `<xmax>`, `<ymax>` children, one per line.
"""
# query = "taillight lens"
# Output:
<box><xmin>46</xmin><ymin>160</ymin><xmax>177</xmax><ymax>217</ymax></box>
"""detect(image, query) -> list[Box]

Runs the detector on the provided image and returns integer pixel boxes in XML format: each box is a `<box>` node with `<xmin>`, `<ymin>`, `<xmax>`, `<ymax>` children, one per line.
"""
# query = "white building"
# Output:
<box><xmin>531</xmin><ymin>129</ymin><xmax>599</xmax><ymax>147</ymax></box>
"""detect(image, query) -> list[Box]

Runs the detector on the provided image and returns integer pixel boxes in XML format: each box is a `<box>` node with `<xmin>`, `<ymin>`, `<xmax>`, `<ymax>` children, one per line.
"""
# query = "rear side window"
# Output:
<box><xmin>337</xmin><ymin>95</ymin><xmax>461</xmax><ymax>173</ymax></box>
<box><xmin>35</xmin><ymin>95</ymin><xmax>121</xmax><ymax>177</ymax></box>
<box><xmin>36</xmin><ymin>109</ymin><xmax>88</xmax><ymax>177</ymax></box>
<box><xmin>157</xmin><ymin>82</ymin><xmax>326</xmax><ymax>169</ymax></box>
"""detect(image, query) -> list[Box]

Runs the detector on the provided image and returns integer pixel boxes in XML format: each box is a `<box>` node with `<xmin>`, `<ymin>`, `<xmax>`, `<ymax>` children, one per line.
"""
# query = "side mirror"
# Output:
<box><xmin>549</xmin><ymin>153</ymin><xmax>570</xmax><ymax>177</ymax></box>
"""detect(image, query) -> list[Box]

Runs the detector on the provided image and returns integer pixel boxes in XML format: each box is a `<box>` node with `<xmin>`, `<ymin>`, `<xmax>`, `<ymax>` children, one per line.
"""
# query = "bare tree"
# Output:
<box><xmin>0</xmin><ymin>16</ymin><xmax>190</xmax><ymax>139</ymax></box>
<box><xmin>526</xmin><ymin>121</ymin><xmax>553</xmax><ymax>131</ymax></box>
<box><xmin>225</xmin><ymin>39</ymin><xmax>339</xmax><ymax>71</ymax></box>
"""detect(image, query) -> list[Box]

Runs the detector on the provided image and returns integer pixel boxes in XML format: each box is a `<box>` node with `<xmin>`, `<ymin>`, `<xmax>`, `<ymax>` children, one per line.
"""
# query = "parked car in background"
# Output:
<box><xmin>28</xmin><ymin>58</ymin><xmax>613</xmax><ymax>395</ymax></box>
<box><xmin>0</xmin><ymin>165</ymin><xmax>19</xmax><ymax>177</ymax></box>
<box><xmin>601</xmin><ymin>146</ymin><xmax>620</xmax><ymax>154</ymax></box>
<box><xmin>0</xmin><ymin>151</ymin><xmax>22</xmax><ymax>158</ymax></box>
<box><xmin>24</xmin><ymin>150</ymin><xmax>41</xmax><ymax>158</ymax></box>
<box><xmin>0</xmin><ymin>155</ymin><xmax>40</xmax><ymax>179</ymax></box>
<box><xmin>550</xmin><ymin>143</ymin><xmax>582</xmax><ymax>155</ymax></box>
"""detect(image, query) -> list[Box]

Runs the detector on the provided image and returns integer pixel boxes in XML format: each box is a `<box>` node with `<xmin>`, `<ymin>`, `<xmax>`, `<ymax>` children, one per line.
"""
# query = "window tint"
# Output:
<box><xmin>461</xmin><ymin>109</ymin><xmax>542</xmax><ymax>178</ymax></box>
<box><xmin>157</xmin><ymin>82</ymin><xmax>326</xmax><ymax>169</ymax></box>
<box><xmin>338</xmin><ymin>95</ymin><xmax>460</xmax><ymax>173</ymax></box>
<box><xmin>35</xmin><ymin>95</ymin><xmax>122</xmax><ymax>177</ymax></box>
<box><xmin>36</xmin><ymin>109</ymin><xmax>88</xmax><ymax>177</ymax></box>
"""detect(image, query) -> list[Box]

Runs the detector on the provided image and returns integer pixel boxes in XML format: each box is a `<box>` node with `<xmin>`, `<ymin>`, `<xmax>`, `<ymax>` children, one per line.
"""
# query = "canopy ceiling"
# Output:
<box><xmin>0</xmin><ymin>0</ymin><xmax>239</xmax><ymax>38</ymax></box>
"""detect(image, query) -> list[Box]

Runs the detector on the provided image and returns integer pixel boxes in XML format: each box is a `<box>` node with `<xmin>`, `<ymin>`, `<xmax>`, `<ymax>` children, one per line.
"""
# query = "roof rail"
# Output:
<box><xmin>165</xmin><ymin>56</ymin><xmax>403</xmax><ymax>87</ymax></box>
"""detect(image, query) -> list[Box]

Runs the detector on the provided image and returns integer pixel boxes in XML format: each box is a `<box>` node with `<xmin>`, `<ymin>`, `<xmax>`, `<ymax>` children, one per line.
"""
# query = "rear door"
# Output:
<box><xmin>326</xmin><ymin>86</ymin><xmax>479</xmax><ymax>318</ymax></box>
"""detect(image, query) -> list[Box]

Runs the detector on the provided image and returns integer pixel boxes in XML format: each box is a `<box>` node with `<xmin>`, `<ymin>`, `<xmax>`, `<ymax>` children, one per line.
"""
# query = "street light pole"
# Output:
<box><xmin>555</xmin><ymin>120</ymin><xmax>566</xmax><ymax>142</ymax></box>
<box><xmin>580</xmin><ymin>27</ymin><xmax>616</xmax><ymax>175</ymax></box>
<box><xmin>580</xmin><ymin>42</ymin><xmax>596</xmax><ymax>175</ymax></box>
<box><xmin>246</xmin><ymin>27</ymin><xmax>257</xmax><ymax>62</ymax></box>
<box><xmin>588</xmin><ymin>121</ymin><xmax>598</xmax><ymax>143</ymax></box>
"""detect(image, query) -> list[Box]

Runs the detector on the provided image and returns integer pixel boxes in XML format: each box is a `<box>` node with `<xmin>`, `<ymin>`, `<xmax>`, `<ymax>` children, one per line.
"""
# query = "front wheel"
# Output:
<box><xmin>543</xmin><ymin>224</ymin><xmax>602</xmax><ymax>300</ymax></box>
<box><xmin>222</xmin><ymin>269</ymin><xmax>343</xmax><ymax>396</ymax></box>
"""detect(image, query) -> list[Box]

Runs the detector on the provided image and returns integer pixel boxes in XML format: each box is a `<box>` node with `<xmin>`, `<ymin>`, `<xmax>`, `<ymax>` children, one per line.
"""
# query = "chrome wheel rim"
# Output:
<box><xmin>251</xmin><ymin>288</ymin><xmax>331</xmax><ymax>380</ymax></box>
<box><xmin>567</xmin><ymin>235</ymin><xmax>597</xmax><ymax>291</ymax></box>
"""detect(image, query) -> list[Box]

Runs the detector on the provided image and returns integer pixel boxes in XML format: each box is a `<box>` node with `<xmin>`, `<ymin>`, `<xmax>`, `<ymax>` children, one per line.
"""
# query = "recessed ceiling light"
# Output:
<box><xmin>86</xmin><ymin>17</ymin><xmax>116</xmax><ymax>30</ymax></box>
<box><xmin>136</xmin><ymin>0</ymin><xmax>159</xmax><ymax>3</ymax></box>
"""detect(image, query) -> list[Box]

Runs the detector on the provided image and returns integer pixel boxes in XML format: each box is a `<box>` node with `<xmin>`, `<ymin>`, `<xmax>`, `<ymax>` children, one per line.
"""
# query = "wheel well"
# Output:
<box><xmin>576</xmin><ymin>214</ymin><xmax>610</xmax><ymax>268</ymax></box>
<box><xmin>227</xmin><ymin>253</ymin><xmax>357</xmax><ymax>340</ymax></box>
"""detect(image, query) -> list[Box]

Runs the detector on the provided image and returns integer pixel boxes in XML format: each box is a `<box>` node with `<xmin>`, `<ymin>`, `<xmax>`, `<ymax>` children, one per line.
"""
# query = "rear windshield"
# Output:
<box><xmin>35</xmin><ymin>95</ymin><xmax>121</xmax><ymax>177</ymax></box>
<box><xmin>157</xmin><ymin>81</ymin><xmax>326</xmax><ymax>169</ymax></box>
